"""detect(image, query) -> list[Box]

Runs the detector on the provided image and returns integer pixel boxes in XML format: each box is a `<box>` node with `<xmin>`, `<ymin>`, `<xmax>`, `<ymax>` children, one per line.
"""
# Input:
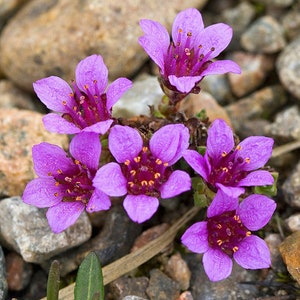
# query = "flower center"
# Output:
<box><xmin>50</xmin><ymin>159</ymin><xmax>95</xmax><ymax>205</ymax></box>
<box><xmin>121</xmin><ymin>146</ymin><xmax>172</xmax><ymax>197</ymax></box>
<box><xmin>61</xmin><ymin>80</ymin><xmax>111</xmax><ymax>129</ymax></box>
<box><xmin>207</xmin><ymin>210</ymin><xmax>251</xmax><ymax>256</ymax></box>
<box><xmin>208</xmin><ymin>146</ymin><xmax>250</xmax><ymax>188</ymax></box>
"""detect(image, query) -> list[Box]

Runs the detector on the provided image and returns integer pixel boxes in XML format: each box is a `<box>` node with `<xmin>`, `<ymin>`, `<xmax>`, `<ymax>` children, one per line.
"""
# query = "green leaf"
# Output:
<box><xmin>192</xmin><ymin>177</ymin><xmax>215</xmax><ymax>208</ymax></box>
<box><xmin>47</xmin><ymin>260</ymin><xmax>60</xmax><ymax>300</ymax></box>
<box><xmin>254</xmin><ymin>172</ymin><xmax>278</xmax><ymax>197</ymax></box>
<box><xmin>74</xmin><ymin>252</ymin><xmax>104</xmax><ymax>300</ymax></box>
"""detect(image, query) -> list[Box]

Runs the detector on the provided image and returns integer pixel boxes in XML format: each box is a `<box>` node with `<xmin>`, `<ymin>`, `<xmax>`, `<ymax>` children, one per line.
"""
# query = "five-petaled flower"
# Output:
<box><xmin>22</xmin><ymin>132</ymin><xmax>111</xmax><ymax>233</ymax></box>
<box><xmin>183</xmin><ymin>119</ymin><xmax>274</xmax><ymax>197</ymax></box>
<box><xmin>33</xmin><ymin>54</ymin><xmax>132</xmax><ymax>134</ymax></box>
<box><xmin>93</xmin><ymin>124</ymin><xmax>191</xmax><ymax>223</ymax></box>
<box><xmin>138</xmin><ymin>8</ymin><xmax>241</xmax><ymax>104</ymax></box>
<box><xmin>181</xmin><ymin>189</ymin><xmax>276</xmax><ymax>281</ymax></box>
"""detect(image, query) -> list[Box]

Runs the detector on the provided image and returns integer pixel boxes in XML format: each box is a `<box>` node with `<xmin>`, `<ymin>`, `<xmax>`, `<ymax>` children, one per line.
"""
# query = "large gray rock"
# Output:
<box><xmin>0</xmin><ymin>0</ymin><xmax>208</xmax><ymax>92</ymax></box>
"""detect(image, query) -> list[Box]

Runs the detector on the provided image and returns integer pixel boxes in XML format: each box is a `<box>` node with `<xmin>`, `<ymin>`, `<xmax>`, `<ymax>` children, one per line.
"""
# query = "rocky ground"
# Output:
<box><xmin>1</xmin><ymin>0</ymin><xmax>300</xmax><ymax>299</ymax></box>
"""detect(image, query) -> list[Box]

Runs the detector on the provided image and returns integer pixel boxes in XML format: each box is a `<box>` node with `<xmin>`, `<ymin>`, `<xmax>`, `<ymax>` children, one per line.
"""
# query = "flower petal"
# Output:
<box><xmin>206</xmin><ymin>119</ymin><xmax>234</xmax><ymax>160</ymax></box>
<box><xmin>181</xmin><ymin>221</ymin><xmax>209</xmax><ymax>253</ymax></box>
<box><xmin>22</xmin><ymin>178</ymin><xmax>62</xmax><ymax>207</ymax></box>
<box><xmin>195</xmin><ymin>23</ymin><xmax>233</xmax><ymax>59</ymax></box>
<box><xmin>138</xmin><ymin>19</ymin><xmax>170</xmax><ymax>70</ymax></box>
<box><xmin>123</xmin><ymin>194</ymin><xmax>159</xmax><ymax>223</ymax></box>
<box><xmin>216</xmin><ymin>183</ymin><xmax>245</xmax><ymax>198</ymax></box>
<box><xmin>207</xmin><ymin>189</ymin><xmax>239</xmax><ymax>218</ymax></box>
<box><xmin>86</xmin><ymin>189</ymin><xmax>111</xmax><ymax>213</ymax></box>
<box><xmin>82</xmin><ymin>119</ymin><xmax>113</xmax><ymax>135</ymax></box>
<box><xmin>33</xmin><ymin>76</ymin><xmax>72</xmax><ymax>111</ymax></box>
<box><xmin>237</xmin><ymin>136</ymin><xmax>274</xmax><ymax>171</ymax></box>
<box><xmin>69</xmin><ymin>132</ymin><xmax>101</xmax><ymax>170</ymax></box>
<box><xmin>150</xmin><ymin>124</ymin><xmax>189</xmax><ymax>165</ymax></box>
<box><xmin>32</xmin><ymin>142</ymin><xmax>76</xmax><ymax>177</ymax></box>
<box><xmin>43</xmin><ymin>113</ymin><xmax>80</xmax><ymax>134</ymax></box>
<box><xmin>46</xmin><ymin>202</ymin><xmax>85</xmax><ymax>233</ymax></box>
<box><xmin>75</xmin><ymin>54</ymin><xmax>108</xmax><ymax>95</ymax></box>
<box><xmin>168</xmin><ymin>75</ymin><xmax>202</xmax><ymax>93</ymax></box>
<box><xmin>160</xmin><ymin>170</ymin><xmax>191</xmax><ymax>198</ymax></box>
<box><xmin>93</xmin><ymin>162</ymin><xmax>127</xmax><ymax>197</ymax></box>
<box><xmin>233</xmin><ymin>235</ymin><xmax>271</xmax><ymax>269</ymax></box>
<box><xmin>201</xmin><ymin>60</ymin><xmax>241</xmax><ymax>76</ymax></box>
<box><xmin>238</xmin><ymin>170</ymin><xmax>274</xmax><ymax>187</ymax></box>
<box><xmin>237</xmin><ymin>194</ymin><xmax>276</xmax><ymax>231</ymax></box>
<box><xmin>108</xmin><ymin>125</ymin><xmax>143</xmax><ymax>163</ymax></box>
<box><xmin>203</xmin><ymin>248</ymin><xmax>233</xmax><ymax>281</ymax></box>
<box><xmin>172</xmin><ymin>8</ymin><xmax>204</xmax><ymax>44</ymax></box>
<box><xmin>183</xmin><ymin>149</ymin><xmax>209</xmax><ymax>181</ymax></box>
<box><xmin>106</xmin><ymin>77</ymin><xmax>133</xmax><ymax>110</ymax></box>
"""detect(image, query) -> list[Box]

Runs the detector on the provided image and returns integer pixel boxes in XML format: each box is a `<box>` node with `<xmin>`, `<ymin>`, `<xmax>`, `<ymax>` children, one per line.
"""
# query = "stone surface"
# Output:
<box><xmin>228</xmin><ymin>51</ymin><xmax>274</xmax><ymax>97</ymax></box>
<box><xmin>146</xmin><ymin>269</ymin><xmax>180</xmax><ymax>300</ymax></box>
<box><xmin>0</xmin><ymin>0</ymin><xmax>208</xmax><ymax>92</ymax></box>
<box><xmin>0</xmin><ymin>196</ymin><xmax>92</xmax><ymax>263</ymax></box>
<box><xmin>265</xmin><ymin>106</ymin><xmax>300</xmax><ymax>143</ymax></box>
<box><xmin>285</xmin><ymin>214</ymin><xmax>300</xmax><ymax>232</ymax></box>
<box><xmin>282</xmin><ymin>9</ymin><xmax>300</xmax><ymax>41</ymax></box>
<box><xmin>279</xmin><ymin>231</ymin><xmax>300</xmax><ymax>285</ymax></box>
<box><xmin>0</xmin><ymin>108</ymin><xmax>68</xmax><ymax>197</ymax></box>
<box><xmin>241</xmin><ymin>15</ymin><xmax>286</xmax><ymax>53</ymax></box>
<box><xmin>277</xmin><ymin>35</ymin><xmax>300</xmax><ymax>100</ymax></box>
<box><xmin>282</xmin><ymin>160</ymin><xmax>300</xmax><ymax>209</ymax></box>
<box><xmin>225</xmin><ymin>85</ymin><xmax>287</xmax><ymax>133</ymax></box>
<box><xmin>0</xmin><ymin>245</ymin><xmax>7</xmax><ymax>300</ymax></box>
<box><xmin>0</xmin><ymin>0</ymin><xmax>26</xmax><ymax>28</ymax></box>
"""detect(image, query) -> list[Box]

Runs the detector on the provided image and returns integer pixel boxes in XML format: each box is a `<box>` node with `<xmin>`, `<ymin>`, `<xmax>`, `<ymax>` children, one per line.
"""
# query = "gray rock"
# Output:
<box><xmin>285</xmin><ymin>213</ymin><xmax>300</xmax><ymax>232</ymax></box>
<box><xmin>277</xmin><ymin>35</ymin><xmax>300</xmax><ymax>100</ymax></box>
<box><xmin>241</xmin><ymin>16</ymin><xmax>286</xmax><ymax>53</ymax></box>
<box><xmin>265</xmin><ymin>105</ymin><xmax>300</xmax><ymax>142</ymax></box>
<box><xmin>0</xmin><ymin>0</ymin><xmax>208</xmax><ymax>92</ymax></box>
<box><xmin>0</xmin><ymin>0</ymin><xmax>26</xmax><ymax>28</ymax></box>
<box><xmin>0</xmin><ymin>196</ymin><xmax>92</xmax><ymax>263</ymax></box>
<box><xmin>282</xmin><ymin>9</ymin><xmax>300</xmax><ymax>41</ymax></box>
<box><xmin>0</xmin><ymin>245</ymin><xmax>7</xmax><ymax>300</ymax></box>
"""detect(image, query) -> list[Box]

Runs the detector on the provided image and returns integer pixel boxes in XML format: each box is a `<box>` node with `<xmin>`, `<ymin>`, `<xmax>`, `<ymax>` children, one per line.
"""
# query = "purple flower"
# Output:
<box><xmin>22</xmin><ymin>132</ymin><xmax>111</xmax><ymax>233</ymax></box>
<box><xmin>93</xmin><ymin>124</ymin><xmax>191</xmax><ymax>223</ymax></box>
<box><xmin>181</xmin><ymin>189</ymin><xmax>276</xmax><ymax>281</ymax></box>
<box><xmin>33</xmin><ymin>54</ymin><xmax>132</xmax><ymax>134</ymax></box>
<box><xmin>138</xmin><ymin>8</ymin><xmax>241</xmax><ymax>103</ymax></box>
<box><xmin>183</xmin><ymin>119</ymin><xmax>274</xmax><ymax>197</ymax></box>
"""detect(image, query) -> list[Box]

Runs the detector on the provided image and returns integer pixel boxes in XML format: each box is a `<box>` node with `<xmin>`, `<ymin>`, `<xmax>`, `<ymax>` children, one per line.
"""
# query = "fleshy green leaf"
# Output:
<box><xmin>74</xmin><ymin>252</ymin><xmax>104</xmax><ymax>300</ymax></box>
<box><xmin>47</xmin><ymin>260</ymin><xmax>60</xmax><ymax>300</ymax></box>
<box><xmin>254</xmin><ymin>172</ymin><xmax>278</xmax><ymax>197</ymax></box>
<box><xmin>192</xmin><ymin>177</ymin><xmax>215</xmax><ymax>208</ymax></box>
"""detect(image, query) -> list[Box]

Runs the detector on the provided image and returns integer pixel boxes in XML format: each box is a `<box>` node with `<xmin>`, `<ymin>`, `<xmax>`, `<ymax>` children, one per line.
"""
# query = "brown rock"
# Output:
<box><xmin>0</xmin><ymin>108</ymin><xmax>68</xmax><ymax>197</ymax></box>
<box><xmin>279</xmin><ymin>231</ymin><xmax>300</xmax><ymax>285</ymax></box>
<box><xmin>0</xmin><ymin>0</ymin><xmax>208</xmax><ymax>92</ymax></box>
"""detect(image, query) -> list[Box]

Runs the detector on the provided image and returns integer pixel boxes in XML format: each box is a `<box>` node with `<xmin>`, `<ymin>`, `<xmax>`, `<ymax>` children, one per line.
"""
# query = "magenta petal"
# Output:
<box><xmin>160</xmin><ymin>170</ymin><xmax>191</xmax><ymax>198</ymax></box>
<box><xmin>237</xmin><ymin>136</ymin><xmax>274</xmax><ymax>171</ymax></box>
<box><xmin>106</xmin><ymin>77</ymin><xmax>132</xmax><ymax>110</ymax></box>
<box><xmin>43</xmin><ymin>113</ymin><xmax>80</xmax><ymax>134</ymax></box>
<box><xmin>22</xmin><ymin>178</ymin><xmax>62</xmax><ymax>207</ymax></box>
<box><xmin>237</xmin><ymin>194</ymin><xmax>276</xmax><ymax>231</ymax></box>
<box><xmin>206</xmin><ymin>119</ymin><xmax>234</xmax><ymax>160</ymax></box>
<box><xmin>108</xmin><ymin>125</ymin><xmax>143</xmax><ymax>163</ymax></box>
<box><xmin>123</xmin><ymin>194</ymin><xmax>159</xmax><ymax>223</ymax></box>
<box><xmin>138</xmin><ymin>19</ymin><xmax>170</xmax><ymax>70</ymax></box>
<box><xmin>168</xmin><ymin>75</ymin><xmax>202</xmax><ymax>93</ymax></box>
<box><xmin>33</xmin><ymin>76</ymin><xmax>72</xmax><ymax>112</ymax></box>
<box><xmin>172</xmin><ymin>8</ymin><xmax>204</xmax><ymax>43</ymax></box>
<box><xmin>233</xmin><ymin>235</ymin><xmax>271</xmax><ymax>269</ymax></box>
<box><xmin>207</xmin><ymin>189</ymin><xmax>238</xmax><ymax>218</ymax></box>
<box><xmin>203</xmin><ymin>248</ymin><xmax>233</xmax><ymax>281</ymax></box>
<box><xmin>82</xmin><ymin>119</ymin><xmax>113</xmax><ymax>135</ymax></box>
<box><xmin>181</xmin><ymin>221</ymin><xmax>209</xmax><ymax>253</ymax></box>
<box><xmin>150</xmin><ymin>124</ymin><xmax>189</xmax><ymax>165</ymax></box>
<box><xmin>32</xmin><ymin>143</ymin><xmax>76</xmax><ymax>177</ymax></box>
<box><xmin>238</xmin><ymin>170</ymin><xmax>274</xmax><ymax>187</ymax></box>
<box><xmin>75</xmin><ymin>54</ymin><xmax>108</xmax><ymax>95</ymax></box>
<box><xmin>93</xmin><ymin>162</ymin><xmax>127</xmax><ymax>197</ymax></box>
<box><xmin>183</xmin><ymin>149</ymin><xmax>208</xmax><ymax>181</ymax></box>
<box><xmin>69</xmin><ymin>132</ymin><xmax>101</xmax><ymax>170</ymax></box>
<box><xmin>46</xmin><ymin>202</ymin><xmax>85</xmax><ymax>233</ymax></box>
<box><xmin>201</xmin><ymin>60</ymin><xmax>241</xmax><ymax>76</ymax></box>
<box><xmin>86</xmin><ymin>189</ymin><xmax>111</xmax><ymax>213</ymax></box>
<box><xmin>216</xmin><ymin>183</ymin><xmax>245</xmax><ymax>198</ymax></box>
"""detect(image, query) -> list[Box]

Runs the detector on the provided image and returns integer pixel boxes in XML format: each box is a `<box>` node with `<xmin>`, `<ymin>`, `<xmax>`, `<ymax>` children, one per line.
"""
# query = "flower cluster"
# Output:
<box><xmin>22</xmin><ymin>8</ymin><xmax>277</xmax><ymax>281</ymax></box>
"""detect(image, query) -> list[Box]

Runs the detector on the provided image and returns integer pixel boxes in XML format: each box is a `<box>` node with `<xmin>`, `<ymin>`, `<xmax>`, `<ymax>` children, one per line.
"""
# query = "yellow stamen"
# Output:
<box><xmin>134</xmin><ymin>156</ymin><xmax>141</xmax><ymax>163</ymax></box>
<box><xmin>124</xmin><ymin>159</ymin><xmax>130</xmax><ymax>166</ymax></box>
<box><xmin>148</xmin><ymin>180</ymin><xmax>154</xmax><ymax>186</ymax></box>
<box><xmin>163</xmin><ymin>162</ymin><xmax>169</xmax><ymax>167</ymax></box>
<box><xmin>222</xmin><ymin>167</ymin><xmax>228</xmax><ymax>172</ymax></box>
<box><xmin>232</xmin><ymin>246</ymin><xmax>239</xmax><ymax>253</ymax></box>
<box><xmin>142</xmin><ymin>146</ymin><xmax>148</xmax><ymax>152</ymax></box>
<box><xmin>217</xmin><ymin>240</ymin><xmax>223</xmax><ymax>246</ymax></box>
<box><xmin>62</xmin><ymin>100</ymin><xmax>67</xmax><ymax>105</ymax></box>
<box><xmin>74</xmin><ymin>159</ymin><xmax>80</xmax><ymax>165</ymax></box>
<box><xmin>222</xmin><ymin>151</ymin><xmax>227</xmax><ymax>157</ymax></box>
<box><xmin>246</xmin><ymin>231</ymin><xmax>251</xmax><ymax>237</ymax></box>
<box><xmin>76</xmin><ymin>196</ymin><xmax>82</xmax><ymax>201</ymax></box>
<box><xmin>57</xmin><ymin>169</ymin><xmax>63</xmax><ymax>174</ymax></box>
<box><xmin>154</xmin><ymin>173</ymin><xmax>161</xmax><ymax>179</ymax></box>
<box><xmin>155</xmin><ymin>158</ymin><xmax>162</xmax><ymax>165</ymax></box>
<box><xmin>245</xmin><ymin>157</ymin><xmax>250</xmax><ymax>163</ymax></box>
<box><xmin>217</xmin><ymin>224</ymin><xmax>222</xmax><ymax>229</ymax></box>
<box><xmin>236</xmin><ymin>145</ymin><xmax>242</xmax><ymax>151</ymax></box>
<box><xmin>54</xmin><ymin>192</ymin><xmax>59</xmax><ymax>197</ymax></box>
<box><xmin>128</xmin><ymin>182</ymin><xmax>134</xmax><ymax>188</ymax></box>
<box><xmin>130</xmin><ymin>170</ymin><xmax>136</xmax><ymax>176</ymax></box>
<box><xmin>141</xmin><ymin>180</ymin><xmax>148</xmax><ymax>186</ymax></box>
